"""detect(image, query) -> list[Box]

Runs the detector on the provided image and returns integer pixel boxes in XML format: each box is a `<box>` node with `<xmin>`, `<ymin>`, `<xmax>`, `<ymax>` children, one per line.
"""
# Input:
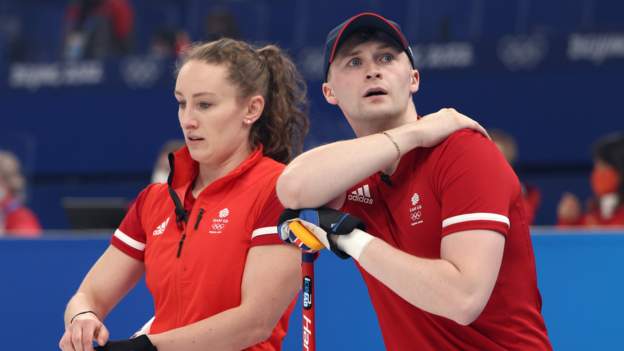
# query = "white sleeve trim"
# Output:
<box><xmin>114</xmin><ymin>229</ymin><xmax>146</xmax><ymax>251</ymax></box>
<box><xmin>442</xmin><ymin>212</ymin><xmax>510</xmax><ymax>228</ymax></box>
<box><xmin>131</xmin><ymin>316</ymin><xmax>154</xmax><ymax>337</ymax></box>
<box><xmin>251</xmin><ymin>226</ymin><xmax>278</xmax><ymax>238</ymax></box>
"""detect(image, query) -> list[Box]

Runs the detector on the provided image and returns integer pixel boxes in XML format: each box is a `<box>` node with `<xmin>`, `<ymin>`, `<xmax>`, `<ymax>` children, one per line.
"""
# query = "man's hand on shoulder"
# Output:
<box><xmin>410</xmin><ymin>108</ymin><xmax>489</xmax><ymax>148</ymax></box>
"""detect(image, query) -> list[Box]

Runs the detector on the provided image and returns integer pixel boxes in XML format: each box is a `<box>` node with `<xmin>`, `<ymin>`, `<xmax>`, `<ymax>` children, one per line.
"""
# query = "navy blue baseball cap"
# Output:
<box><xmin>323</xmin><ymin>12</ymin><xmax>415</xmax><ymax>81</ymax></box>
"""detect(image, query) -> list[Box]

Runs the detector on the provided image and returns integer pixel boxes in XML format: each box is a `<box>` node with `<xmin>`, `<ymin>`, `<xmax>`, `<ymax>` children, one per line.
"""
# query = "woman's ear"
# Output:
<box><xmin>243</xmin><ymin>95</ymin><xmax>265</xmax><ymax>125</ymax></box>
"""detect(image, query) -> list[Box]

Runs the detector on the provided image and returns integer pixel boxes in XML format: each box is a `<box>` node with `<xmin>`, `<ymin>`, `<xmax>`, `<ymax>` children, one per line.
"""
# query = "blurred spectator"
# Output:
<box><xmin>0</xmin><ymin>151</ymin><xmax>41</xmax><ymax>237</ymax></box>
<box><xmin>149</xmin><ymin>28</ymin><xmax>176</xmax><ymax>59</ymax></box>
<box><xmin>174</xmin><ymin>31</ymin><xmax>191</xmax><ymax>55</ymax></box>
<box><xmin>151</xmin><ymin>139</ymin><xmax>185</xmax><ymax>183</ymax></box>
<box><xmin>149</xmin><ymin>28</ymin><xmax>190</xmax><ymax>59</ymax></box>
<box><xmin>558</xmin><ymin>133</ymin><xmax>624</xmax><ymax>227</ymax></box>
<box><xmin>490</xmin><ymin>129</ymin><xmax>541</xmax><ymax>224</ymax></box>
<box><xmin>203</xmin><ymin>7</ymin><xmax>240</xmax><ymax>41</ymax></box>
<box><xmin>62</xmin><ymin>0</ymin><xmax>134</xmax><ymax>60</ymax></box>
<box><xmin>0</xmin><ymin>15</ymin><xmax>27</xmax><ymax>63</ymax></box>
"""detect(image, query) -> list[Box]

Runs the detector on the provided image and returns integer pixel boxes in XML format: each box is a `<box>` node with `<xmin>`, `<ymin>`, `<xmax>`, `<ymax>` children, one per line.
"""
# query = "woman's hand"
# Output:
<box><xmin>59</xmin><ymin>312</ymin><xmax>109</xmax><ymax>351</ymax></box>
<box><xmin>60</xmin><ymin>246</ymin><xmax>144</xmax><ymax>351</ymax></box>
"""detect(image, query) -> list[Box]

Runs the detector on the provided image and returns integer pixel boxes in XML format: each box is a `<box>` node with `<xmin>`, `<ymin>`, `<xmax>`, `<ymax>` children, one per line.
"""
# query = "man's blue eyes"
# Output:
<box><xmin>380</xmin><ymin>54</ymin><xmax>393</xmax><ymax>62</ymax></box>
<box><xmin>348</xmin><ymin>58</ymin><xmax>362</xmax><ymax>66</ymax></box>
<box><xmin>347</xmin><ymin>54</ymin><xmax>394</xmax><ymax>67</ymax></box>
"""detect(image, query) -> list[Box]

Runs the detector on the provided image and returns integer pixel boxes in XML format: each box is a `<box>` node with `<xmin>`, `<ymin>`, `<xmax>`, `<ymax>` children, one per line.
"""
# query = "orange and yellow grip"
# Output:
<box><xmin>287</xmin><ymin>220</ymin><xmax>325</xmax><ymax>251</ymax></box>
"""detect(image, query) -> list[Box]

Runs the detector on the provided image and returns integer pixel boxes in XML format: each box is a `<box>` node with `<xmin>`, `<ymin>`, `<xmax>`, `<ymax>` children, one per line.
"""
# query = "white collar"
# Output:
<box><xmin>599</xmin><ymin>193</ymin><xmax>619</xmax><ymax>219</ymax></box>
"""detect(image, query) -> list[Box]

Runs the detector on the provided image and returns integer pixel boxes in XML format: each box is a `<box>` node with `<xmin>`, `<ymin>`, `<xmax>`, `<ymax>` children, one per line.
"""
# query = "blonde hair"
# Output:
<box><xmin>0</xmin><ymin>151</ymin><xmax>26</xmax><ymax>200</ymax></box>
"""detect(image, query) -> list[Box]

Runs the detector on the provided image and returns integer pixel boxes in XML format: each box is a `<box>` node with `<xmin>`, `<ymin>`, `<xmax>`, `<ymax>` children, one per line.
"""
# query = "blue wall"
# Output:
<box><xmin>1</xmin><ymin>229</ymin><xmax>622</xmax><ymax>350</ymax></box>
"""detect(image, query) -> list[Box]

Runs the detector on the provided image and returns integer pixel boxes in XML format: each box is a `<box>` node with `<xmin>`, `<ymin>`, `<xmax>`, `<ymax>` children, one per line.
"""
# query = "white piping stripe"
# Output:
<box><xmin>252</xmin><ymin>226</ymin><xmax>278</xmax><ymax>238</ymax></box>
<box><xmin>442</xmin><ymin>213</ymin><xmax>510</xmax><ymax>228</ymax></box>
<box><xmin>114</xmin><ymin>229</ymin><xmax>146</xmax><ymax>251</ymax></box>
<box><xmin>132</xmin><ymin>316</ymin><xmax>154</xmax><ymax>337</ymax></box>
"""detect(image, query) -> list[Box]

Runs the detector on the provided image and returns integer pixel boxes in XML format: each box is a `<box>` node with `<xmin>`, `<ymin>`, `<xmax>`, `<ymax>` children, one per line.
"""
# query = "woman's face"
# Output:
<box><xmin>174</xmin><ymin>60</ymin><xmax>257</xmax><ymax>166</ymax></box>
<box><xmin>0</xmin><ymin>178</ymin><xmax>8</xmax><ymax>201</ymax></box>
<box><xmin>591</xmin><ymin>159</ymin><xmax>620</xmax><ymax>196</ymax></box>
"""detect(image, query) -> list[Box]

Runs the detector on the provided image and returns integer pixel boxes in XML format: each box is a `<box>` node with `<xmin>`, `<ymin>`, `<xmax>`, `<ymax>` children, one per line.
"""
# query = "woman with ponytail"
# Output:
<box><xmin>60</xmin><ymin>38</ymin><xmax>309</xmax><ymax>351</ymax></box>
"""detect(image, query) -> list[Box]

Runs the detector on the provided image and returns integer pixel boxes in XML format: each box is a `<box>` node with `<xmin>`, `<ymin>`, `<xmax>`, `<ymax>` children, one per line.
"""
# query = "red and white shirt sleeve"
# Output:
<box><xmin>435</xmin><ymin>131</ymin><xmax>517</xmax><ymax>237</ymax></box>
<box><xmin>111</xmin><ymin>187</ymin><xmax>151</xmax><ymax>261</ymax></box>
<box><xmin>250</xmin><ymin>189</ymin><xmax>285</xmax><ymax>247</ymax></box>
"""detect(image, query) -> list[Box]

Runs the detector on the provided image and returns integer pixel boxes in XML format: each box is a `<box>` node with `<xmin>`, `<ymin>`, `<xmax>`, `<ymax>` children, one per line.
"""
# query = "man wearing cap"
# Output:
<box><xmin>277</xmin><ymin>12</ymin><xmax>552</xmax><ymax>350</ymax></box>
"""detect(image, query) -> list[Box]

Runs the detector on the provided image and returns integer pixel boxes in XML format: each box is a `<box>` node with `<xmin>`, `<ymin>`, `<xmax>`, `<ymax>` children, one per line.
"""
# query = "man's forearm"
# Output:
<box><xmin>277</xmin><ymin>109</ymin><xmax>489</xmax><ymax>209</ymax></box>
<box><xmin>277</xmin><ymin>132</ymin><xmax>405</xmax><ymax>209</ymax></box>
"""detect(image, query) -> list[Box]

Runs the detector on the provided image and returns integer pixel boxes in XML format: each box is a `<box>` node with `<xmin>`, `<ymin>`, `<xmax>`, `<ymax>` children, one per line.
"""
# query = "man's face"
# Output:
<box><xmin>323</xmin><ymin>37</ymin><xmax>419</xmax><ymax>124</ymax></box>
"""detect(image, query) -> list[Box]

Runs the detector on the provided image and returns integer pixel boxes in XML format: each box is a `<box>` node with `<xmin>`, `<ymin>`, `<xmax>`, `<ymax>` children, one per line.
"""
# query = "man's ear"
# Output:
<box><xmin>243</xmin><ymin>95</ymin><xmax>265</xmax><ymax>125</ymax></box>
<box><xmin>409</xmin><ymin>69</ymin><xmax>420</xmax><ymax>94</ymax></box>
<box><xmin>322</xmin><ymin>83</ymin><xmax>338</xmax><ymax>105</ymax></box>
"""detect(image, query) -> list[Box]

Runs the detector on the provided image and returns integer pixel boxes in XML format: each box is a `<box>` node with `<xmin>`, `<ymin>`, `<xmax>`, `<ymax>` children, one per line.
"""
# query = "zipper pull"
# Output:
<box><xmin>176</xmin><ymin>232</ymin><xmax>187</xmax><ymax>258</ymax></box>
<box><xmin>194</xmin><ymin>208</ymin><xmax>205</xmax><ymax>230</ymax></box>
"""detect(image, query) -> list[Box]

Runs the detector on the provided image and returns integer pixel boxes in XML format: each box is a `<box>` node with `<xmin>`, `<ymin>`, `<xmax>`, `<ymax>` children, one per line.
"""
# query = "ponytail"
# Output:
<box><xmin>255</xmin><ymin>45</ymin><xmax>309</xmax><ymax>163</ymax></box>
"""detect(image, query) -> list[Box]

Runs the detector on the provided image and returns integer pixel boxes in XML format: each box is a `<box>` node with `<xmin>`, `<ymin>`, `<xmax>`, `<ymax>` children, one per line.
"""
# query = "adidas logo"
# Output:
<box><xmin>153</xmin><ymin>217</ymin><xmax>170</xmax><ymax>236</ymax></box>
<box><xmin>348</xmin><ymin>184</ymin><xmax>374</xmax><ymax>204</ymax></box>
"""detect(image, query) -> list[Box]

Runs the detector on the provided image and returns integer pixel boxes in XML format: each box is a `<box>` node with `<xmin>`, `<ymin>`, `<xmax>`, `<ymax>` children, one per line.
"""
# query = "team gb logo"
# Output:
<box><xmin>409</xmin><ymin>193</ymin><xmax>423</xmax><ymax>226</ymax></box>
<box><xmin>219</xmin><ymin>208</ymin><xmax>230</xmax><ymax>218</ymax></box>
<box><xmin>411</xmin><ymin>193</ymin><xmax>420</xmax><ymax>206</ymax></box>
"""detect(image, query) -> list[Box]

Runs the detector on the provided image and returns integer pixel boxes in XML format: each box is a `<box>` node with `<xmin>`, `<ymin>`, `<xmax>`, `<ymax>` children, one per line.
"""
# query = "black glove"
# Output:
<box><xmin>280</xmin><ymin>207</ymin><xmax>365</xmax><ymax>259</ymax></box>
<box><xmin>95</xmin><ymin>335</ymin><xmax>157</xmax><ymax>351</ymax></box>
<box><xmin>278</xmin><ymin>208</ymin><xmax>299</xmax><ymax>233</ymax></box>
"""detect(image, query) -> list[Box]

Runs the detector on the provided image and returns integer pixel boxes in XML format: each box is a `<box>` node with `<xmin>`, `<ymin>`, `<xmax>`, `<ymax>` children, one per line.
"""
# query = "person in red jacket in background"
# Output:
<box><xmin>0</xmin><ymin>150</ymin><xmax>41</xmax><ymax>237</ymax></box>
<box><xmin>63</xmin><ymin>0</ymin><xmax>134</xmax><ymax>60</ymax></box>
<box><xmin>490</xmin><ymin>129</ymin><xmax>541</xmax><ymax>224</ymax></box>
<box><xmin>558</xmin><ymin>132</ymin><xmax>624</xmax><ymax>227</ymax></box>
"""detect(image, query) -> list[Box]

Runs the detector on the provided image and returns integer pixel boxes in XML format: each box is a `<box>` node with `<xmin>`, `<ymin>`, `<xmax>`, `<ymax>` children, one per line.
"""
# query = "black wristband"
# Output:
<box><xmin>95</xmin><ymin>335</ymin><xmax>157</xmax><ymax>351</ymax></box>
<box><xmin>70</xmin><ymin>310</ymin><xmax>98</xmax><ymax>324</ymax></box>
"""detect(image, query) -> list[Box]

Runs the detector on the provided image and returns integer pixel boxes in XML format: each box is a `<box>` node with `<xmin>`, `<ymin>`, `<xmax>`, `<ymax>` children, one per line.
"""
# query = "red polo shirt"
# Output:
<box><xmin>343</xmin><ymin>130</ymin><xmax>551</xmax><ymax>350</ymax></box>
<box><xmin>1</xmin><ymin>197</ymin><xmax>42</xmax><ymax>237</ymax></box>
<box><xmin>111</xmin><ymin>146</ymin><xmax>293</xmax><ymax>350</ymax></box>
